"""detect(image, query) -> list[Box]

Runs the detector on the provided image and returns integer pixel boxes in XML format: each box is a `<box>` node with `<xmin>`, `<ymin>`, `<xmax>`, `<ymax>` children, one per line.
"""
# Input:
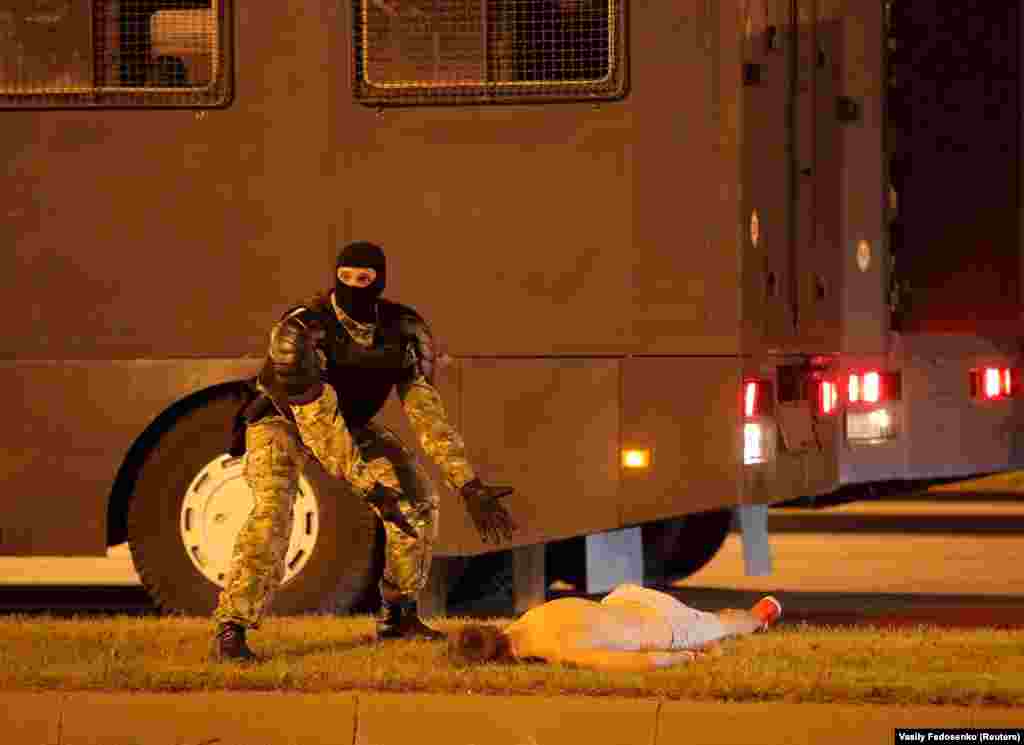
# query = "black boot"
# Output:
<box><xmin>212</xmin><ymin>622</ymin><xmax>258</xmax><ymax>663</ymax></box>
<box><xmin>376</xmin><ymin>596</ymin><xmax>446</xmax><ymax>641</ymax></box>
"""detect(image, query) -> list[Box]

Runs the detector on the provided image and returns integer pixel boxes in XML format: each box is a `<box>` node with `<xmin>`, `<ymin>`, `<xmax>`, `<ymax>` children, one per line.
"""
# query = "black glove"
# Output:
<box><xmin>365</xmin><ymin>483</ymin><xmax>419</xmax><ymax>539</ymax></box>
<box><xmin>268</xmin><ymin>318</ymin><xmax>324</xmax><ymax>400</ymax></box>
<box><xmin>459</xmin><ymin>478</ymin><xmax>517</xmax><ymax>545</ymax></box>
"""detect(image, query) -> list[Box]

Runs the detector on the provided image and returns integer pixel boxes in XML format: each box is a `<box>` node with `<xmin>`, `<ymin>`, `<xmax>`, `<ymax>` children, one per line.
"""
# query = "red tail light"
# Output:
<box><xmin>743</xmin><ymin>379</ymin><xmax>776</xmax><ymax>465</ymax></box>
<box><xmin>818</xmin><ymin>380</ymin><xmax>839</xmax><ymax>415</ymax></box>
<box><xmin>744</xmin><ymin>381</ymin><xmax>757</xmax><ymax>418</ymax></box>
<box><xmin>743</xmin><ymin>380</ymin><xmax>773</xmax><ymax>419</ymax></box>
<box><xmin>847</xmin><ymin>371</ymin><xmax>900</xmax><ymax>404</ymax></box>
<box><xmin>862</xmin><ymin>372</ymin><xmax>880</xmax><ymax>403</ymax></box>
<box><xmin>986</xmin><ymin>369</ymin><xmax>1003</xmax><ymax>398</ymax></box>
<box><xmin>970</xmin><ymin>367</ymin><xmax>1019</xmax><ymax>400</ymax></box>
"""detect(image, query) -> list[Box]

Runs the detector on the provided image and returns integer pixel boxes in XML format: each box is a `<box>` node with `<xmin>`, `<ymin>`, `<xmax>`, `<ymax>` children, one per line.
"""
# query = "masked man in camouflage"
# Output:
<box><xmin>212</xmin><ymin>241</ymin><xmax>517</xmax><ymax>662</ymax></box>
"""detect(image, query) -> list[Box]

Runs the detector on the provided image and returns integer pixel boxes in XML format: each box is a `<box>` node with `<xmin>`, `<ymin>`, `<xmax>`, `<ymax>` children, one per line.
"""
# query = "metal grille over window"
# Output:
<box><xmin>0</xmin><ymin>0</ymin><xmax>231</xmax><ymax>108</ymax></box>
<box><xmin>353</xmin><ymin>0</ymin><xmax>625</xmax><ymax>105</ymax></box>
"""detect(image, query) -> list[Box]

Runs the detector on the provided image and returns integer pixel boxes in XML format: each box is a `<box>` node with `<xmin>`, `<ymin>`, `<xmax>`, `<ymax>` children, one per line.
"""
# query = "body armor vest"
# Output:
<box><xmin>230</xmin><ymin>292</ymin><xmax>432</xmax><ymax>455</ymax></box>
<box><xmin>311</xmin><ymin>293</ymin><xmax>418</xmax><ymax>429</ymax></box>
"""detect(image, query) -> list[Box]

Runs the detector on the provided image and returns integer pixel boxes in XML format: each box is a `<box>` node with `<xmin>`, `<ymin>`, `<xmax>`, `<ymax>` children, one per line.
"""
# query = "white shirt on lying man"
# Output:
<box><xmin>449</xmin><ymin>583</ymin><xmax>782</xmax><ymax>673</ymax></box>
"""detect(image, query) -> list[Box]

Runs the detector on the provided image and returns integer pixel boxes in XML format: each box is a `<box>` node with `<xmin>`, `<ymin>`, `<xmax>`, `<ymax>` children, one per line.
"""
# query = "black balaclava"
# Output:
<box><xmin>334</xmin><ymin>241</ymin><xmax>387</xmax><ymax>323</ymax></box>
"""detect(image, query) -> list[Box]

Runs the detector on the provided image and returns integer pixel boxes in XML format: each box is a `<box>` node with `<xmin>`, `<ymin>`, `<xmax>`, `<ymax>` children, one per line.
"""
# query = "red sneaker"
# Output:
<box><xmin>751</xmin><ymin>596</ymin><xmax>782</xmax><ymax>629</ymax></box>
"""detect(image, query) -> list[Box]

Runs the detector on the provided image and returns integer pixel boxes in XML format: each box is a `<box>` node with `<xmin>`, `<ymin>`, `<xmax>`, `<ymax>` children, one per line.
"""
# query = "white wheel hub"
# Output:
<box><xmin>180</xmin><ymin>454</ymin><xmax>321</xmax><ymax>589</ymax></box>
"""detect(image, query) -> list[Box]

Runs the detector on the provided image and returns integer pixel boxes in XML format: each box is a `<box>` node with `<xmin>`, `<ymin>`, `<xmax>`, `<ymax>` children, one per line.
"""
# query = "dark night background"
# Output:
<box><xmin>890</xmin><ymin>1</ymin><xmax>1021</xmax><ymax>333</ymax></box>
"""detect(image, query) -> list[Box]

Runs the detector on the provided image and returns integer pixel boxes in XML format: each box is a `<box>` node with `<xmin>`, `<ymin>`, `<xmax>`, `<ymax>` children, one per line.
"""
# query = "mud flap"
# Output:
<box><xmin>735</xmin><ymin>504</ymin><xmax>772</xmax><ymax>576</ymax></box>
<box><xmin>777</xmin><ymin>403</ymin><xmax>819</xmax><ymax>453</ymax></box>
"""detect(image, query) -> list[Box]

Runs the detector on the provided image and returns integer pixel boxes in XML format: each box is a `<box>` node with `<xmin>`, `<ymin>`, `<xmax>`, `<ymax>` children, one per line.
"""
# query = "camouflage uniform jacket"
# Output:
<box><xmin>238</xmin><ymin>291</ymin><xmax>477</xmax><ymax>493</ymax></box>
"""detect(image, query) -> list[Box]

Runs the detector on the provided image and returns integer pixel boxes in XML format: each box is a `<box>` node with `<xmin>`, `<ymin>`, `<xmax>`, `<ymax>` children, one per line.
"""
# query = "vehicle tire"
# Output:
<box><xmin>126</xmin><ymin>388</ymin><xmax>382</xmax><ymax>617</ymax></box>
<box><xmin>642</xmin><ymin>508</ymin><xmax>733</xmax><ymax>584</ymax></box>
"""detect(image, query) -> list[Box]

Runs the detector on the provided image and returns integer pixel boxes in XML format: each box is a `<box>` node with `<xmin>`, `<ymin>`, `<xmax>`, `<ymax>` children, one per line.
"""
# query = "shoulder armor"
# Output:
<box><xmin>274</xmin><ymin>296</ymin><xmax>334</xmax><ymax>362</ymax></box>
<box><xmin>278</xmin><ymin>294</ymin><xmax>332</xmax><ymax>332</ymax></box>
<box><xmin>380</xmin><ymin>300</ymin><xmax>437</xmax><ymax>384</ymax></box>
<box><xmin>378</xmin><ymin>298</ymin><xmax>426</xmax><ymax>325</ymax></box>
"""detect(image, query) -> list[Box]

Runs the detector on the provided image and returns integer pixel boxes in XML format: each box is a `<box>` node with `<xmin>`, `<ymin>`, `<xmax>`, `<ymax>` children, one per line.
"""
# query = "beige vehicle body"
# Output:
<box><xmin>1</xmin><ymin>0</ymin><xmax>1020</xmax><ymax>609</ymax></box>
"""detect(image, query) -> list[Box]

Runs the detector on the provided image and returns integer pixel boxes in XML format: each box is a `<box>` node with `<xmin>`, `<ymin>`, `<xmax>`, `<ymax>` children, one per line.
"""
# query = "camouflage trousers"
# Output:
<box><xmin>213</xmin><ymin>393</ymin><xmax>440</xmax><ymax>630</ymax></box>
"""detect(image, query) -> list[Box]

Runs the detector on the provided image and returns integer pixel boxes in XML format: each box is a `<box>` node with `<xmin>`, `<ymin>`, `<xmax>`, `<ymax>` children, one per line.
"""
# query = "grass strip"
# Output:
<box><xmin>0</xmin><ymin>615</ymin><xmax>1020</xmax><ymax>706</ymax></box>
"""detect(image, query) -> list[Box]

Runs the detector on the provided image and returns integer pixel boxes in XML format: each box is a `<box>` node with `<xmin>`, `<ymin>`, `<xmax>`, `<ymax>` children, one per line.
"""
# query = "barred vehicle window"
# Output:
<box><xmin>0</xmin><ymin>0</ymin><xmax>231</xmax><ymax>108</ymax></box>
<box><xmin>353</xmin><ymin>0</ymin><xmax>625</xmax><ymax>105</ymax></box>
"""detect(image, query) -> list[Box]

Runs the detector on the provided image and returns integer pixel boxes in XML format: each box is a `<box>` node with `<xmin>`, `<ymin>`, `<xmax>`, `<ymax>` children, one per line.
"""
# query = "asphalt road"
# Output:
<box><xmin>1</xmin><ymin>500</ymin><xmax>1022</xmax><ymax>626</ymax></box>
<box><xmin>475</xmin><ymin>499</ymin><xmax>1024</xmax><ymax>626</ymax></box>
<box><xmin>666</xmin><ymin>531</ymin><xmax>1024</xmax><ymax>629</ymax></box>
<box><xmin>629</xmin><ymin>500</ymin><xmax>1022</xmax><ymax>628</ymax></box>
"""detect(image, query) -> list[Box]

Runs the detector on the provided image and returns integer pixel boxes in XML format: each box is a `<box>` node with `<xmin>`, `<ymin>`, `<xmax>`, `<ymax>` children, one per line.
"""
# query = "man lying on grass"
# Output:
<box><xmin>449</xmin><ymin>584</ymin><xmax>781</xmax><ymax>673</ymax></box>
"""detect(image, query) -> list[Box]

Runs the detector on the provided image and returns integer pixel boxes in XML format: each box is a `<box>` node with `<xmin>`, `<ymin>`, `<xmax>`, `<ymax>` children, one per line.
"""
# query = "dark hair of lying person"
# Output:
<box><xmin>448</xmin><ymin>624</ymin><xmax>514</xmax><ymax>665</ymax></box>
